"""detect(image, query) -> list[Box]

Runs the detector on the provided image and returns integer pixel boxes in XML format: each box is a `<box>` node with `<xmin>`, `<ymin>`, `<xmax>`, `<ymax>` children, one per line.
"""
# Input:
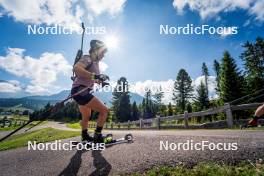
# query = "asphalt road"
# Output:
<box><xmin>0</xmin><ymin>130</ymin><xmax>264</xmax><ymax>176</ymax></box>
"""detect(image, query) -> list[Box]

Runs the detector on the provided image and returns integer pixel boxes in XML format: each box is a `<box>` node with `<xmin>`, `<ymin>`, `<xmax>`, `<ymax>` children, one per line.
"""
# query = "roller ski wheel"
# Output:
<box><xmin>106</xmin><ymin>133</ymin><xmax>113</xmax><ymax>138</ymax></box>
<box><xmin>125</xmin><ymin>134</ymin><xmax>133</xmax><ymax>142</ymax></box>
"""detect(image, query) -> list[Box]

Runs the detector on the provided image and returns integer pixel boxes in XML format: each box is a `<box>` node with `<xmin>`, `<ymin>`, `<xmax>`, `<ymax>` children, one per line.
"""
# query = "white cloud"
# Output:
<box><xmin>129</xmin><ymin>76</ymin><xmax>217</xmax><ymax>105</ymax></box>
<box><xmin>25</xmin><ymin>84</ymin><xmax>49</xmax><ymax>94</ymax></box>
<box><xmin>130</xmin><ymin>79</ymin><xmax>175</xmax><ymax>104</ymax></box>
<box><xmin>0</xmin><ymin>0</ymin><xmax>82</xmax><ymax>27</ymax></box>
<box><xmin>0</xmin><ymin>48</ymin><xmax>72</xmax><ymax>94</ymax></box>
<box><xmin>0</xmin><ymin>80</ymin><xmax>22</xmax><ymax>93</ymax></box>
<box><xmin>0</xmin><ymin>0</ymin><xmax>126</xmax><ymax>26</ymax></box>
<box><xmin>172</xmin><ymin>0</ymin><xmax>264</xmax><ymax>22</ymax></box>
<box><xmin>193</xmin><ymin>75</ymin><xmax>217</xmax><ymax>99</ymax></box>
<box><xmin>99</xmin><ymin>61</ymin><xmax>108</xmax><ymax>72</ymax></box>
<box><xmin>84</xmin><ymin>0</ymin><xmax>126</xmax><ymax>16</ymax></box>
<box><xmin>250</xmin><ymin>0</ymin><xmax>264</xmax><ymax>21</ymax></box>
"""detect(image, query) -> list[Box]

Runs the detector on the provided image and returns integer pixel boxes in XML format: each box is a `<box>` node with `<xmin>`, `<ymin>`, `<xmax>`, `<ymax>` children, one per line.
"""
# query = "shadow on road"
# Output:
<box><xmin>90</xmin><ymin>150</ymin><xmax>112</xmax><ymax>176</ymax></box>
<box><xmin>58</xmin><ymin>149</ymin><xmax>87</xmax><ymax>176</ymax></box>
<box><xmin>58</xmin><ymin>149</ymin><xmax>112</xmax><ymax>176</ymax></box>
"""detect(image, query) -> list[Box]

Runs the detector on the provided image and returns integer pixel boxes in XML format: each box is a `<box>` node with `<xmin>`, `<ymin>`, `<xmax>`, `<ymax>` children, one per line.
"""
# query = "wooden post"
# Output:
<box><xmin>184</xmin><ymin>111</ymin><xmax>189</xmax><ymax>128</ymax></box>
<box><xmin>128</xmin><ymin>120</ymin><xmax>130</xmax><ymax>130</ymax></box>
<box><xmin>139</xmin><ymin>118</ymin><xmax>143</xmax><ymax>129</ymax></box>
<box><xmin>111</xmin><ymin>123</ymin><xmax>113</xmax><ymax>129</ymax></box>
<box><xmin>105</xmin><ymin>123</ymin><xmax>108</xmax><ymax>129</ymax></box>
<box><xmin>225</xmin><ymin>103</ymin><xmax>233</xmax><ymax>128</ymax></box>
<box><xmin>156</xmin><ymin>115</ymin><xmax>160</xmax><ymax>130</ymax></box>
<box><xmin>3</xmin><ymin>116</ymin><xmax>6</xmax><ymax>127</ymax></box>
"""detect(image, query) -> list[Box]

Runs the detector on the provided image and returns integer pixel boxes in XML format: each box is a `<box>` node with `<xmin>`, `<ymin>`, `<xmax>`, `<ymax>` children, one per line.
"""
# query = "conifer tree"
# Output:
<box><xmin>219</xmin><ymin>51</ymin><xmax>244</xmax><ymax>102</ymax></box>
<box><xmin>112</xmin><ymin>77</ymin><xmax>131</xmax><ymax>122</ymax></box>
<box><xmin>213</xmin><ymin>60</ymin><xmax>221</xmax><ymax>95</ymax></box>
<box><xmin>131</xmin><ymin>101</ymin><xmax>140</xmax><ymax>121</ymax></box>
<box><xmin>202</xmin><ymin>63</ymin><xmax>209</xmax><ymax>97</ymax></box>
<box><xmin>195</xmin><ymin>81</ymin><xmax>209</xmax><ymax>110</ymax></box>
<box><xmin>240</xmin><ymin>37</ymin><xmax>264</xmax><ymax>95</ymax></box>
<box><xmin>173</xmin><ymin>69</ymin><xmax>194</xmax><ymax>112</ymax></box>
<box><xmin>167</xmin><ymin>102</ymin><xmax>173</xmax><ymax>116</ymax></box>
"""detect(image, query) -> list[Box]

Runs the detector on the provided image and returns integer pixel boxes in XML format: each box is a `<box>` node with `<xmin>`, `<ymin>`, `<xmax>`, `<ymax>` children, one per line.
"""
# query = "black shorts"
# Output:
<box><xmin>71</xmin><ymin>85</ymin><xmax>94</xmax><ymax>105</ymax></box>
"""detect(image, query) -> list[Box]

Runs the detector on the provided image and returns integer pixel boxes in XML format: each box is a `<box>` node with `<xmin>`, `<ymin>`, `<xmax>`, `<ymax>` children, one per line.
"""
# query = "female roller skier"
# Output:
<box><xmin>71</xmin><ymin>39</ymin><xmax>111</xmax><ymax>143</ymax></box>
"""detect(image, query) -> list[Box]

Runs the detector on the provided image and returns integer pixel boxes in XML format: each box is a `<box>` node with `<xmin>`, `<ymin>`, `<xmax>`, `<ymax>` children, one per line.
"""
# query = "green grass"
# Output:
<box><xmin>0</xmin><ymin>127</ymin><xmax>80</xmax><ymax>151</ymax></box>
<box><xmin>131</xmin><ymin>162</ymin><xmax>264</xmax><ymax>176</ymax></box>
<box><xmin>66</xmin><ymin>122</ymin><xmax>82</xmax><ymax>129</ymax></box>
<box><xmin>67</xmin><ymin>121</ymin><xmax>96</xmax><ymax>130</ymax></box>
<box><xmin>11</xmin><ymin>115</ymin><xmax>29</xmax><ymax>121</ymax></box>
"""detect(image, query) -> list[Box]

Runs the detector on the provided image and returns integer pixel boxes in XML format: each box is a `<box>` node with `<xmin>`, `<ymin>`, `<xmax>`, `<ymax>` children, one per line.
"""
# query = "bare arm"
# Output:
<box><xmin>73</xmin><ymin>62</ymin><xmax>94</xmax><ymax>80</ymax></box>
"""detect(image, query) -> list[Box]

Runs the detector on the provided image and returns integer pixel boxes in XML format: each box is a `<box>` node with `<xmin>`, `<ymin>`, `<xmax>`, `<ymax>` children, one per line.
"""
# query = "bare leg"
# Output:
<box><xmin>79</xmin><ymin>105</ymin><xmax>91</xmax><ymax>130</ymax></box>
<box><xmin>86</xmin><ymin>97</ymin><xmax>108</xmax><ymax>127</ymax></box>
<box><xmin>255</xmin><ymin>104</ymin><xmax>264</xmax><ymax>117</ymax></box>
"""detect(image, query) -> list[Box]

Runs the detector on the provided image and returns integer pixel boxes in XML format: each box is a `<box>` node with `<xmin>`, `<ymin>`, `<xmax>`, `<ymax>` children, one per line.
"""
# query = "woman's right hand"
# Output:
<box><xmin>94</xmin><ymin>74</ymin><xmax>110</xmax><ymax>82</ymax></box>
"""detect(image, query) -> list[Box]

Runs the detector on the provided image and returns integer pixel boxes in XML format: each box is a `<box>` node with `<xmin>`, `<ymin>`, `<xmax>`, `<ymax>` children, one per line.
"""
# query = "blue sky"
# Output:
<box><xmin>0</xmin><ymin>0</ymin><xmax>263</xmax><ymax>102</ymax></box>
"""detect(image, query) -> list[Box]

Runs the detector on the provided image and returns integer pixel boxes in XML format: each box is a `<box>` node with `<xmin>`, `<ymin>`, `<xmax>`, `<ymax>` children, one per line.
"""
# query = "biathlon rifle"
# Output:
<box><xmin>71</xmin><ymin>22</ymin><xmax>85</xmax><ymax>80</ymax></box>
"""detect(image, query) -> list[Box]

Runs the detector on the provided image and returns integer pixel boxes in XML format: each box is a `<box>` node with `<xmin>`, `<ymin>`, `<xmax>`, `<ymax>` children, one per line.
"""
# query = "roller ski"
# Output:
<box><xmin>72</xmin><ymin>133</ymin><xmax>133</xmax><ymax>147</ymax></box>
<box><xmin>103</xmin><ymin>133</ymin><xmax>133</xmax><ymax>147</ymax></box>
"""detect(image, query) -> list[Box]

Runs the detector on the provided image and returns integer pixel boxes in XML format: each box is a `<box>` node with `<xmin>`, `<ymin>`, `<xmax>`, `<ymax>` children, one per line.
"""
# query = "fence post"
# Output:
<box><xmin>184</xmin><ymin>111</ymin><xmax>189</xmax><ymax>128</ymax></box>
<box><xmin>156</xmin><ymin>115</ymin><xmax>160</xmax><ymax>130</ymax></box>
<box><xmin>3</xmin><ymin>116</ymin><xmax>7</xmax><ymax>127</ymax></box>
<box><xmin>139</xmin><ymin>118</ymin><xmax>143</xmax><ymax>129</ymax></box>
<box><xmin>111</xmin><ymin>123</ymin><xmax>113</xmax><ymax>129</ymax></box>
<box><xmin>225</xmin><ymin>103</ymin><xmax>233</xmax><ymax>128</ymax></box>
<box><xmin>118</xmin><ymin>122</ymin><xmax>120</xmax><ymax>129</ymax></box>
<box><xmin>128</xmin><ymin>120</ymin><xmax>130</xmax><ymax>130</ymax></box>
<box><xmin>105</xmin><ymin>123</ymin><xmax>108</xmax><ymax>129</ymax></box>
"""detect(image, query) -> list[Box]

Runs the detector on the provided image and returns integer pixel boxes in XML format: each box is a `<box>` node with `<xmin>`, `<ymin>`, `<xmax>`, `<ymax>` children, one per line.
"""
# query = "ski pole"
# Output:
<box><xmin>0</xmin><ymin>120</ymin><xmax>33</xmax><ymax>142</ymax></box>
<box><xmin>0</xmin><ymin>82</ymin><xmax>109</xmax><ymax>142</ymax></box>
<box><xmin>0</xmin><ymin>87</ymin><xmax>89</xmax><ymax>142</ymax></box>
<box><xmin>24</xmin><ymin>120</ymin><xmax>44</xmax><ymax>132</ymax></box>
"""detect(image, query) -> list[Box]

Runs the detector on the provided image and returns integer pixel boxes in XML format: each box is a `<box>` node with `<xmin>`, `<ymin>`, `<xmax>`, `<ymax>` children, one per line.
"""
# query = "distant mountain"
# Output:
<box><xmin>0</xmin><ymin>97</ymin><xmax>58</xmax><ymax>110</ymax></box>
<box><xmin>0</xmin><ymin>91</ymin><xmax>30</xmax><ymax>99</ymax></box>
<box><xmin>25</xmin><ymin>90</ymin><xmax>70</xmax><ymax>101</ymax></box>
<box><xmin>94</xmin><ymin>91</ymin><xmax>143</xmax><ymax>105</ymax></box>
<box><xmin>0</xmin><ymin>90</ymin><xmax>143</xmax><ymax>111</ymax></box>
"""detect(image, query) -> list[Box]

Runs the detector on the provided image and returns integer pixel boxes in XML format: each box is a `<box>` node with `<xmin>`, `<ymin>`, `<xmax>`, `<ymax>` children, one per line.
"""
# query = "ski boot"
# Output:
<box><xmin>241</xmin><ymin>116</ymin><xmax>259</xmax><ymax>129</ymax></box>
<box><xmin>82</xmin><ymin>131</ymin><xmax>94</xmax><ymax>142</ymax></box>
<box><xmin>93</xmin><ymin>132</ymin><xmax>113</xmax><ymax>144</ymax></box>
